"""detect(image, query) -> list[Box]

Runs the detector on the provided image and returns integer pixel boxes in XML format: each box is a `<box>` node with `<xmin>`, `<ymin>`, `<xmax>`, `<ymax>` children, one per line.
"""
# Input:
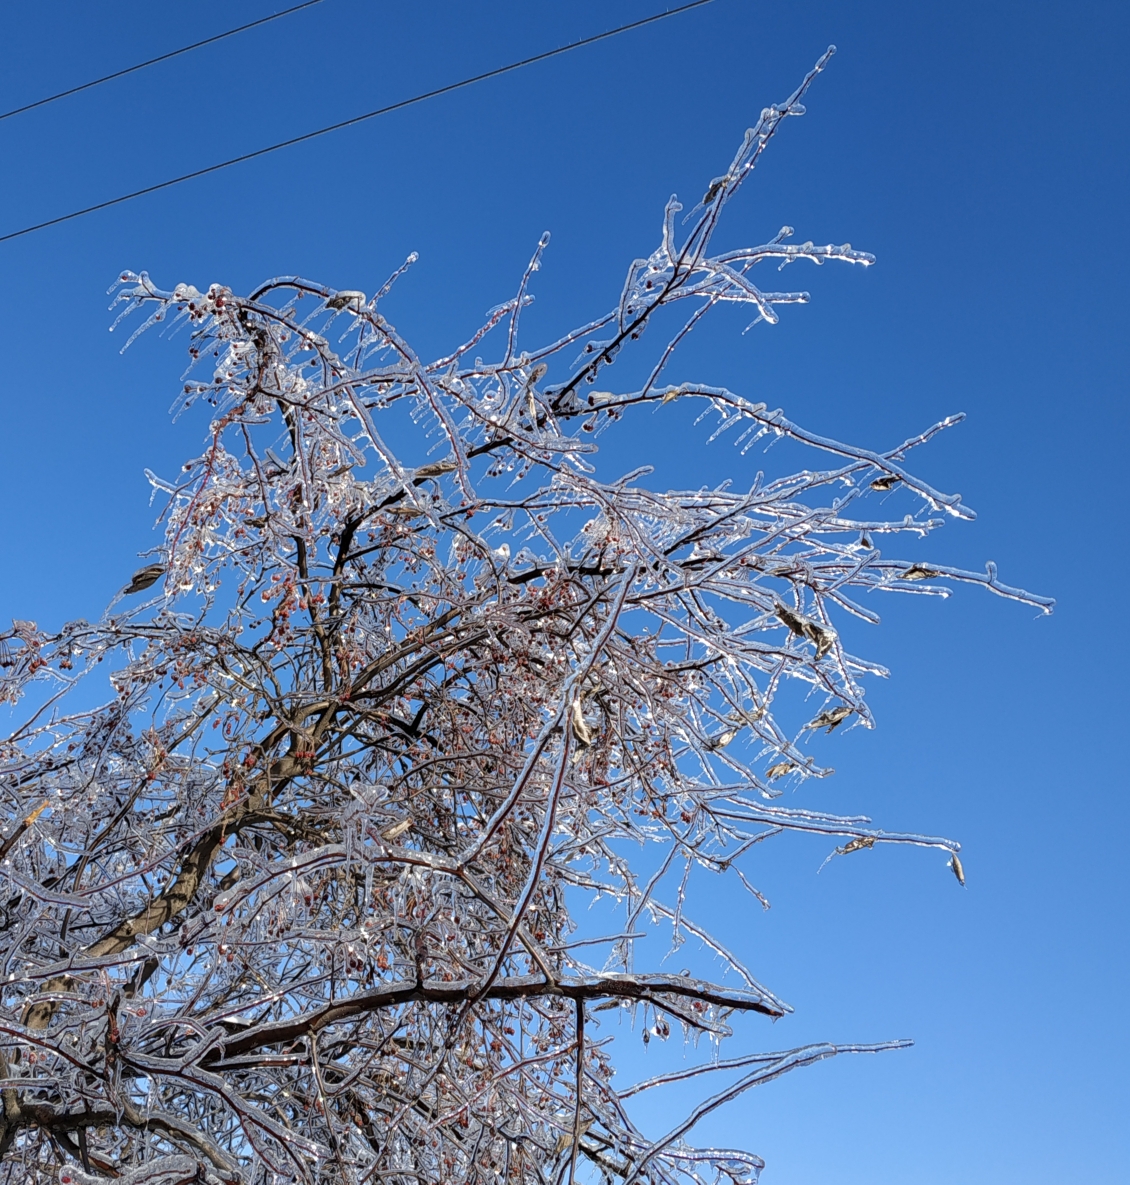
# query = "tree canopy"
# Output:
<box><xmin>0</xmin><ymin>49</ymin><xmax>1049</xmax><ymax>1185</ymax></box>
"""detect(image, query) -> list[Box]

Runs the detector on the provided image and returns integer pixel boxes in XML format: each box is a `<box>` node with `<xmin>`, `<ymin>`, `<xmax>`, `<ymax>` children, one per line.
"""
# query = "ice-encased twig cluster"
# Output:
<box><xmin>0</xmin><ymin>49</ymin><xmax>1049</xmax><ymax>1185</ymax></box>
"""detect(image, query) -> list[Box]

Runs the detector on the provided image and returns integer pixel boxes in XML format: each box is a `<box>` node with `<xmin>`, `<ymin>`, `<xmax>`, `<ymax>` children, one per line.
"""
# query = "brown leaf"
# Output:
<box><xmin>325</xmin><ymin>290</ymin><xmax>366</xmax><ymax>311</ymax></box>
<box><xmin>702</xmin><ymin>176</ymin><xmax>728</xmax><ymax>206</ymax></box>
<box><xmin>835</xmin><ymin>836</ymin><xmax>875</xmax><ymax>856</ymax></box>
<box><xmin>870</xmin><ymin>475</ymin><xmax>901</xmax><ymax>491</ymax></box>
<box><xmin>775</xmin><ymin>604</ymin><xmax>807</xmax><ymax>636</ymax></box>
<box><xmin>415</xmin><ymin>458</ymin><xmax>458</xmax><ymax>479</ymax></box>
<box><xmin>804</xmin><ymin>705</ymin><xmax>853</xmax><ymax>733</ymax></box>
<box><xmin>123</xmin><ymin>564</ymin><xmax>165</xmax><ymax>595</ymax></box>
<box><xmin>777</xmin><ymin>606</ymin><xmax>835</xmax><ymax>659</ymax></box>
<box><xmin>804</xmin><ymin>620</ymin><xmax>836</xmax><ymax>660</ymax></box>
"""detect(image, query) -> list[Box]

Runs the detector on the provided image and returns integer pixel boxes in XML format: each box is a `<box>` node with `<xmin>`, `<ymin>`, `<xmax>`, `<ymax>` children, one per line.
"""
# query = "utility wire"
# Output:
<box><xmin>0</xmin><ymin>0</ymin><xmax>715</xmax><ymax>247</ymax></box>
<box><xmin>0</xmin><ymin>1</ymin><xmax>326</xmax><ymax>124</ymax></box>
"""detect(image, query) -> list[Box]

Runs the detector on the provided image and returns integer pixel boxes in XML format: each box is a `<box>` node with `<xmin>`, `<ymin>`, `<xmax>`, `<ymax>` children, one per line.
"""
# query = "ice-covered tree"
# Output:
<box><xmin>0</xmin><ymin>49</ymin><xmax>1049</xmax><ymax>1185</ymax></box>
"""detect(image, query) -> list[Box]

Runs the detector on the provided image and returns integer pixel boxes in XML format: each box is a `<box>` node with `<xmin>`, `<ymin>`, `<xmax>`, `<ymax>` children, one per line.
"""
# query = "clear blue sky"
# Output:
<box><xmin>1</xmin><ymin>2</ymin><xmax>1126</xmax><ymax>1181</ymax></box>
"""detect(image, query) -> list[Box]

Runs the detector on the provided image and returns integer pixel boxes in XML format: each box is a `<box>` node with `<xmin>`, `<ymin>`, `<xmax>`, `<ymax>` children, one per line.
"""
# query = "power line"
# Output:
<box><xmin>0</xmin><ymin>0</ymin><xmax>716</xmax><ymax>247</ymax></box>
<box><xmin>0</xmin><ymin>1</ymin><xmax>326</xmax><ymax>125</ymax></box>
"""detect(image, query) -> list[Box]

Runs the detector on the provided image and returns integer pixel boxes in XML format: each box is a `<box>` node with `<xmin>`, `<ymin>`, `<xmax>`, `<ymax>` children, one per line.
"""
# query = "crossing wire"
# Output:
<box><xmin>0</xmin><ymin>1</ymin><xmax>326</xmax><ymax>124</ymax></box>
<box><xmin>0</xmin><ymin>0</ymin><xmax>715</xmax><ymax>247</ymax></box>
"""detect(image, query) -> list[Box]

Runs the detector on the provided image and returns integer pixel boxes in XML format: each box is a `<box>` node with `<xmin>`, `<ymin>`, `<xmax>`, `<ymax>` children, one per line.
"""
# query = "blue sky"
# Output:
<box><xmin>0</xmin><ymin>2</ymin><xmax>1126</xmax><ymax>1181</ymax></box>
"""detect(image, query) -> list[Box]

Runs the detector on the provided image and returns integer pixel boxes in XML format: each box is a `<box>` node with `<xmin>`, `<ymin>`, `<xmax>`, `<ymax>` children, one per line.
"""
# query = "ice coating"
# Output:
<box><xmin>0</xmin><ymin>49</ymin><xmax>1048</xmax><ymax>1185</ymax></box>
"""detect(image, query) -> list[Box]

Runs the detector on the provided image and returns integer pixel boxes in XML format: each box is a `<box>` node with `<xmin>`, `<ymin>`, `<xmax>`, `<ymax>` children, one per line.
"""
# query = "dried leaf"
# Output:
<box><xmin>804</xmin><ymin>705</ymin><xmax>854</xmax><ymax>733</ymax></box>
<box><xmin>414</xmin><ymin>458</ymin><xmax>458</xmax><ymax>479</ymax></box>
<box><xmin>702</xmin><ymin>176</ymin><xmax>728</xmax><ymax>205</ymax></box>
<box><xmin>123</xmin><ymin>563</ymin><xmax>165</xmax><ymax>595</ymax></box>
<box><xmin>23</xmin><ymin>800</ymin><xmax>49</xmax><ymax>828</ymax></box>
<box><xmin>777</xmin><ymin>605</ymin><xmax>835</xmax><ymax>659</ymax></box>
<box><xmin>902</xmin><ymin>564</ymin><xmax>940</xmax><ymax>581</ymax></box>
<box><xmin>381</xmin><ymin>818</ymin><xmax>413</xmax><ymax>842</ymax></box>
<box><xmin>805</xmin><ymin>620</ymin><xmax>836</xmax><ymax>660</ymax></box>
<box><xmin>775</xmin><ymin>604</ymin><xmax>806</xmax><ymax>636</ymax></box>
<box><xmin>554</xmin><ymin>1120</ymin><xmax>592</xmax><ymax>1155</ymax></box>
<box><xmin>325</xmin><ymin>290</ymin><xmax>367</xmax><ymax>311</ymax></box>
<box><xmin>870</xmin><ymin>474</ymin><xmax>901</xmax><ymax>491</ymax></box>
<box><xmin>835</xmin><ymin>836</ymin><xmax>875</xmax><ymax>856</ymax></box>
<box><xmin>571</xmin><ymin>698</ymin><xmax>593</xmax><ymax>747</ymax></box>
<box><xmin>949</xmin><ymin>851</ymin><xmax>966</xmax><ymax>886</ymax></box>
<box><xmin>705</xmin><ymin>728</ymin><xmax>739</xmax><ymax>750</ymax></box>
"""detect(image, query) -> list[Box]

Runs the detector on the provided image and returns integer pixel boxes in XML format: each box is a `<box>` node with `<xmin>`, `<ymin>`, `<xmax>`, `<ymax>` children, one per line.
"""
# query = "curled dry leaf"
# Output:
<box><xmin>836</xmin><ymin>836</ymin><xmax>876</xmax><ymax>856</ymax></box>
<box><xmin>122</xmin><ymin>563</ymin><xmax>165</xmax><ymax>595</ymax></box>
<box><xmin>805</xmin><ymin>705</ymin><xmax>855</xmax><ymax>733</ymax></box>
<box><xmin>414</xmin><ymin>458</ymin><xmax>458</xmax><ymax>479</ymax></box>
<box><xmin>570</xmin><ymin>698</ymin><xmax>593</xmax><ymax>747</ymax></box>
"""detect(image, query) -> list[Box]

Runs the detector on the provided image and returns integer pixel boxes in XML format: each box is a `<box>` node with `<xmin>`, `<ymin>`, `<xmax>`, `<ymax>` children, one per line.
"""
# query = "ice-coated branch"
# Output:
<box><xmin>0</xmin><ymin>49</ymin><xmax>1049</xmax><ymax>1185</ymax></box>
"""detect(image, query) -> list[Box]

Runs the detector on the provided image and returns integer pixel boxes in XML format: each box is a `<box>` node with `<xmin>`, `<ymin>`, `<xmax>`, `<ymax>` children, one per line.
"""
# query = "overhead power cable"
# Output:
<box><xmin>0</xmin><ymin>0</ymin><xmax>716</xmax><ymax>247</ymax></box>
<box><xmin>0</xmin><ymin>1</ymin><xmax>326</xmax><ymax>124</ymax></box>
